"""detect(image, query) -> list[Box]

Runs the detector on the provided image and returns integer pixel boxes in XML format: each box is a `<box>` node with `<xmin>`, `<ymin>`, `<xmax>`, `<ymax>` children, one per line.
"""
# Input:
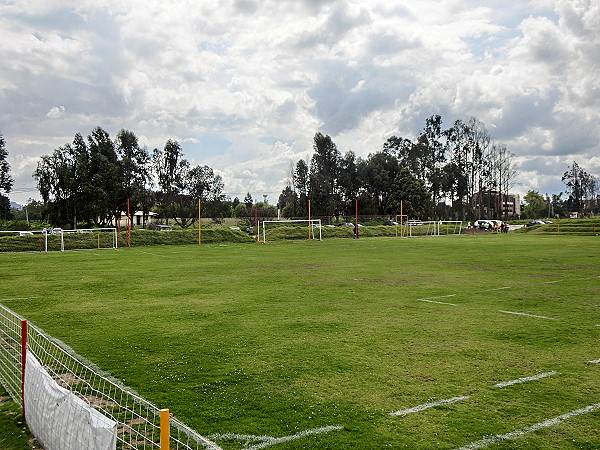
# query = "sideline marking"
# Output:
<box><xmin>484</xmin><ymin>287</ymin><xmax>511</xmax><ymax>291</ymax></box>
<box><xmin>455</xmin><ymin>402</ymin><xmax>600</xmax><ymax>449</ymax></box>
<box><xmin>0</xmin><ymin>296</ymin><xmax>40</xmax><ymax>301</ymax></box>
<box><xmin>494</xmin><ymin>371</ymin><xmax>558</xmax><ymax>388</ymax></box>
<box><xmin>419</xmin><ymin>299</ymin><xmax>457</xmax><ymax>306</ymax></box>
<box><xmin>499</xmin><ymin>310</ymin><xmax>558</xmax><ymax>320</ymax></box>
<box><xmin>209</xmin><ymin>425</ymin><xmax>343</xmax><ymax>449</ymax></box>
<box><xmin>390</xmin><ymin>396</ymin><xmax>470</xmax><ymax>417</ymax></box>
<box><xmin>589</xmin><ymin>358</ymin><xmax>600</xmax><ymax>364</ymax></box>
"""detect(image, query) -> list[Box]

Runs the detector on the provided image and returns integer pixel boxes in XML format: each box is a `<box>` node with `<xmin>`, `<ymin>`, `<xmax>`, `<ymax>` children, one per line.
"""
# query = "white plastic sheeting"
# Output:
<box><xmin>24</xmin><ymin>352</ymin><xmax>117</xmax><ymax>450</ymax></box>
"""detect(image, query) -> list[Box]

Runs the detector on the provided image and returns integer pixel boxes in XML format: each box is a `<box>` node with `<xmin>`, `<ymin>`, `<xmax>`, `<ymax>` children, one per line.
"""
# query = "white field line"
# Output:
<box><xmin>589</xmin><ymin>358</ymin><xmax>600</xmax><ymax>363</ymax></box>
<box><xmin>455</xmin><ymin>402</ymin><xmax>600</xmax><ymax>450</ymax></box>
<box><xmin>209</xmin><ymin>425</ymin><xmax>343</xmax><ymax>449</ymax></box>
<box><xmin>0</xmin><ymin>296</ymin><xmax>40</xmax><ymax>301</ymax></box>
<box><xmin>483</xmin><ymin>287</ymin><xmax>511</xmax><ymax>291</ymax></box>
<box><xmin>417</xmin><ymin>294</ymin><xmax>456</xmax><ymax>301</ymax></box>
<box><xmin>419</xmin><ymin>299</ymin><xmax>457</xmax><ymax>306</ymax></box>
<box><xmin>499</xmin><ymin>310</ymin><xmax>558</xmax><ymax>320</ymax></box>
<box><xmin>494</xmin><ymin>371</ymin><xmax>558</xmax><ymax>388</ymax></box>
<box><xmin>417</xmin><ymin>295</ymin><xmax>457</xmax><ymax>306</ymax></box>
<box><xmin>390</xmin><ymin>396</ymin><xmax>470</xmax><ymax>417</ymax></box>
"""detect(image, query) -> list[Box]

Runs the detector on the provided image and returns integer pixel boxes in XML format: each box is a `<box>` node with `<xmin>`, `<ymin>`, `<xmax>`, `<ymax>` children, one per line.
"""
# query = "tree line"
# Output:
<box><xmin>281</xmin><ymin>115</ymin><xmax>520</xmax><ymax>220</ymax></box>
<box><xmin>32</xmin><ymin>127</ymin><xmax>227</xmax><ymax>228</ymax></box>
<box><xmin>1</xmin><ymin>122</ymin><xmax>599</xmax><ymax>227</ymax></box>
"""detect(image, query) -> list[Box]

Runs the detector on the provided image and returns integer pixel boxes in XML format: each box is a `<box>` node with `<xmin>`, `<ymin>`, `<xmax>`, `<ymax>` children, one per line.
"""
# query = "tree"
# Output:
<box><xmin>278</xmin><ymin>185</ymin><xmax>298</xmax><ymax>217</ymax></box>
<box><xmin>562</xmin><ymin>161</ymin><xmax>597</xmax><ymax>214</ymax></box>
<box><xmin>0</xmin><ymin>132</ymin><xmax>13</xmax><ymax>196</ymax></box>
<box><xmin>522</xmin><ymin>190</ymin><xmax>548</xmax><ymax>219</ymax></box>
<box><xmin>0</xmin><ymin>131</ymin><xmax>14</xmax><ymax>220</ymax></box>
<box><xmin>243</xmin><ymin>192</ymin><xmax>253</xmax><ymax>208</ymax></box>
<box><xmin>153</xmin><ymin>140</ymin><xmax>189</xmax><ymax>222</ymax></box>
<box><xmin>116</xmin><ymin>129</ymin><xmax>152</xmax><ymax>225</ymax></box>
<box><xmin>293</xmin><ymin>159</ymin><xmax>309</xmax><ymax>216</ymax></box>
<box><xmin>385</xmin><ymin>166</ymin><xmax>433</xmax><ymax>219</ymax></box>
<box><xmin>309</xmin><ymin>133</ymin><xmax>340</xmax><ymax>216</ymax></box>
<box><xmin>360</xmin><ymin>151</ymin><xmax>399</xmax><ymax>214</ymax></box>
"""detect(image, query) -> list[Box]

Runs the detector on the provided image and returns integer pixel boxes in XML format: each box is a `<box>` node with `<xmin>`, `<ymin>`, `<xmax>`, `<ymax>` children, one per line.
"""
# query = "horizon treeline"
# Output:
<box><xmin>282</xmin><ymin>115</ymin><xmax>518</xmax><ymax>220</ymax></box>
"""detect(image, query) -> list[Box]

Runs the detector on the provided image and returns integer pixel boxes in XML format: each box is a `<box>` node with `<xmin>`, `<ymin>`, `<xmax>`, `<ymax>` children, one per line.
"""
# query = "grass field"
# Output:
<box><xmin>0</xmin><ymin>234</ymin><xmax>598</xmax><ymax>449</ymax></box>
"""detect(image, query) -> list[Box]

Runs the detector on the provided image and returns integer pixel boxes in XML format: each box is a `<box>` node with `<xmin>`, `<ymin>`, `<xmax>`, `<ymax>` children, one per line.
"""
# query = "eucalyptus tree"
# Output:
<box><xmin>115</xmin><ymin>129</ymin><xmax>153</xmax><ymax>223</ymax></box>
<box><xmin>562</xmin><ymin>161</ymin><xmax>597</xmax><ymax>214</ymax></box>
<box><xmin>309</xmin><ymin>132</ymin><xmax>340</xmax><ymax>216</ymax></box>
<box><xmin>0</xmin><ymin>131</ymin><xmax>13</xmax><ymax>220</ymax></box>
<box><xmin>293</xmin><ymin>159</ymin><xmax>309</xmax><ymax>216</ymax></box>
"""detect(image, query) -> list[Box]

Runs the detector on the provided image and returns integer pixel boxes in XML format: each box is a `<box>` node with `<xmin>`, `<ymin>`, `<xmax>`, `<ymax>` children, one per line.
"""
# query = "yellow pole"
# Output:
<box><xmin>308</xmin><ymin>199</ymin><xmax>311</xmax><ymax>240</ymax></box>
<box><xmin>160</xmin><ymin>409</ymin><xmax>170</xmax><ymax>450</ymax></box>
<box><xmin>198</xmin><ymin>199</ymin><xmax>202</xmax><ymax>245</ymax></box>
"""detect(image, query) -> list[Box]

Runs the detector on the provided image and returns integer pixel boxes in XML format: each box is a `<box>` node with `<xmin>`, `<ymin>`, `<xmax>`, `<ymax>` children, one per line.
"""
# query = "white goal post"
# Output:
<box><xmin>261</xmin><ymin>219</ymin><xmax>322</xmax><ymax>243</ymax></box>
<box><xmin>404</xmin><ymin>221</ymin><xmax>463</xmax><ymax>237</ymax></box>
<box><xmin>43</xmin><ymin>228</ymin><xmax>118</xmax><ymax>251</ymax></box>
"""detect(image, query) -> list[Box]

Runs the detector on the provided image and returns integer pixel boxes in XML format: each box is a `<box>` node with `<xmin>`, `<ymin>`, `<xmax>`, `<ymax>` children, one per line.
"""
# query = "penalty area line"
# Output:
<box><xmin>589</xmin><ymin>358</ymin><xmax>600</xmax><ymax>364</ymax></box>
<box><xmin>390</xmin><ymin>396</ymin><xmax>470</xmax><ymax>417</ymax></box>
<box><xmin>417</xmin><ymin>295</ymin><xmax>457</xmax><ymax>306</ymax></box>
<box><xmin>455</xmin><ymin>402</ymin><xmax>600</xmax><ymax>450</ymax></box>
<box><xmin>494</xmin><ymin>371</ymin><xmax>558</xmax><ymax>388</ymax></box>
<box><xmin>419</xmin><ymin>299</ymin><xmax>457</xmax><ymax>306</ymax></box>
<box><xmin>499</xmin><ymin>310</ymin><xmax>558</xmax><ymax>320</ymax></box>
<box><xmin>0</xmin><ymin>296</ymin><xmax>40</xmax><ymax>301</ymax></box>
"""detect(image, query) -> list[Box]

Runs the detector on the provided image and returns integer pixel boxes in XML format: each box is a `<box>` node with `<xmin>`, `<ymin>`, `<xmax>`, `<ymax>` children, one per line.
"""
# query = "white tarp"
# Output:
<box><xmin>24</xmin><ymin>353</ymin><xmax>117</xmax><ymax>450</ymax></box>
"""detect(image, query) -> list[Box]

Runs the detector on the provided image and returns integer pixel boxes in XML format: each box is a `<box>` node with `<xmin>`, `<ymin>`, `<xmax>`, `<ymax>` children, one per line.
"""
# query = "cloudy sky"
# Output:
<box><xmin>1</xmin><ymin>0</ymin><xmax>599</xmax><ymax>206</ymax></box>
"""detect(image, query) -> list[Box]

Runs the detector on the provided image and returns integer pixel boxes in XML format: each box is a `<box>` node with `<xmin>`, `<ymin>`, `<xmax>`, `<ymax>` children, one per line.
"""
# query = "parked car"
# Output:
<box><xmin>474</xmin><ymin>220</ymin><xmax>492</xmax><ymax>229</ymax></box>
<box><xmin>228</xmin><ymin>226</ymin><xmax>241</xmax><ymax>231</ymax></box>
<box><xmin>382</xmin><ymin>220</ymin><xmax>398</xmax><ymax>226</ymax></box>
<box><xmin>405</xmin><ymin>220</ymin><xmax>423</xmax><ymax>226</ymax></box>
<box><xmin>43</xmin><ymin>227</ymin><xmax>63</xmax><ymax>234</ymax></box>
<box><xmin>155</xmin><ymin>225</ymin><xmax>172</xmax><ymax>231</ymax></box>
<box><xmin>338</xmin><ymin>222</ymin><xmax>355</xmax><ymax>227</ymax></box>
<box><xmin>526</xmin><ymin>220</ymin><xmax>546</xmax><ymax>227</ymax></box>
<box><xmin>16</xmin><ymin>231</ymin><xmax>33</xmax><ymax>236</ymax></box>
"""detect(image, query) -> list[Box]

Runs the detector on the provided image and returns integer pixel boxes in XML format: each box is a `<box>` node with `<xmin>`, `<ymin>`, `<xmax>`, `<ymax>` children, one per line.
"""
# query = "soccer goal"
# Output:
<box><xmin>261</xmin><ymin>219</ymin><xmax>322</xmax><ymax>243</ymax></box>
<box><xmin>403</xmin><ymin>221</ymin><xmax>463</xmax><ymax>237</ymax></box>
<box><xmin>61</xmin><ymin>228</ymin><xmax>118</xmax><ymax>251</ymax></box>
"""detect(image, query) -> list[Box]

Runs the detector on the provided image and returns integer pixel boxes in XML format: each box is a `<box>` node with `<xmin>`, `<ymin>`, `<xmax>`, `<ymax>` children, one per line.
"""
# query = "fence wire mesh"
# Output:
<box><xmin>0</xmin><ymin>304</ymin><xmax>220</xmax><ymax>450</ymax></box>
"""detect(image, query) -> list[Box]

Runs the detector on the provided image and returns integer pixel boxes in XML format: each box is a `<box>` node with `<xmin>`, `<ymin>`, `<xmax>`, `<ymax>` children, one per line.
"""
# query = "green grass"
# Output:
<box><xmin>0</xmin><ymin>234</ymin><xmax>599</xmax><ymax>449</ymax></box>
<box><xmin>0</xmin><ymin>387</ymin><xmax>36</xmax><ymax>449</ymax></box>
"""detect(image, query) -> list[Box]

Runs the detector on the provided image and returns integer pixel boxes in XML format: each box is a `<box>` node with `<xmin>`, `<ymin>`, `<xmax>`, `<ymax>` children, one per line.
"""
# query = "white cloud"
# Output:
<box><xmin>46</xmin><ymin>105</ymin><xmax>65</xmax><ymax>119</ymax></box>
<box><xmin>1</xmin><ymin>0</ymin><xmax>599</xmax><ymax>205</ymax></box>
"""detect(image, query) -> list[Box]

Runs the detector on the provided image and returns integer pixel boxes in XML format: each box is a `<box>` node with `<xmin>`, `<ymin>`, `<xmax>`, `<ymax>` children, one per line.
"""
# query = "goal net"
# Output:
<box><xmin>261</xmin><ymin>219</ymin><xmax>322</xmax><ymax>243</ymax></box>
<box><xmin>403</xmin><ymin>221</ymin><xmax>463</xmax><ymax>237</ymax></box>
<box><xmin>0</xmin><ymin>228</ymin><xmax>118</xmax><ymax>253</ymax></box>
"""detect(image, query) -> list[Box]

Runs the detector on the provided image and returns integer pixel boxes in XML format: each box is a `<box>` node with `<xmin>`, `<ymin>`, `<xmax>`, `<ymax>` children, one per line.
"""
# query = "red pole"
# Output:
<box><xmin>127</xmin><ymin>198</ymin><xmax>131</xmax><ymax>248</ymax></box>
<box><xmin>254</xmin><ymin>205</ymin><xmax>259</xmax><ymax>241</ymax></box>
<box><xmin>355</xmin><ymin>198</ymin><xmax>359</xmax><ymax>239</ymax></box>
<box><xmin>21</xmin><ymin>319</ymin><xmax>27</xmax><ymax>418</ymax></box>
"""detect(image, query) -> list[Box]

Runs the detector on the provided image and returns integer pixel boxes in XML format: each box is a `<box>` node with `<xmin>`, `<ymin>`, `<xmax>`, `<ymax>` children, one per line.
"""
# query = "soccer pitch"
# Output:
<box><xmin>1</xmin><ymin>234</ymin><xmax>598</xmax><ymax>449</ymax></box>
